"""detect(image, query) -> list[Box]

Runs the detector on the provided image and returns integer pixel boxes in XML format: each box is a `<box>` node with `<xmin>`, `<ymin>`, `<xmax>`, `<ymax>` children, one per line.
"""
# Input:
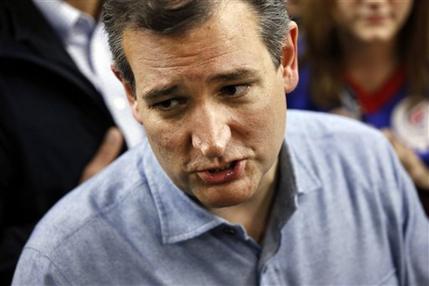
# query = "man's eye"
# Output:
<box><xmin>219</xmin><ymin>85</ymin><xmax>250</xmax><ymax>97</ymax></box>
<box><xmin>152</xmin><ymin>98</ymin><xmax>184</xmax><ymax>111</ymax></box>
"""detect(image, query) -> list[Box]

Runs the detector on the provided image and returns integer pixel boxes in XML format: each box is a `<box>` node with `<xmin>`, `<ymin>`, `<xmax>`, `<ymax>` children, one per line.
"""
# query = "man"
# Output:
<box><xmin>13</xmin><ymin>0</ymin><xmax>429</xmax><ymax>285</ymax></box>
<box><xmin>0</xmin><ymin>0</ymin><xmax>144</xmax><ymax>283</ymax></box>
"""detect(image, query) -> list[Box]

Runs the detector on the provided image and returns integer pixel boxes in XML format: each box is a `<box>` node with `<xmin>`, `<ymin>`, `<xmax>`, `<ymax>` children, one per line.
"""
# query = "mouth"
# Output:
<box><xmin>196</xmin><ymin>160</ymin><xmax>246</xmax><ymax>185</ymax></box>
<box><xmin>367</xmin><ymin>15</ymin><xmax>385</xmax><ymax>22</ymax></box>
<box><xmin>362</xmin><ymin>13</ymin><xmax>388</xmax><ymax>24</ymax></box>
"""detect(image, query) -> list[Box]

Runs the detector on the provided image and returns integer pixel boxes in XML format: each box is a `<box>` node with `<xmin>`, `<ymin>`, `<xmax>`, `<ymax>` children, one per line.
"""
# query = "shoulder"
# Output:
<box><xmin>286</xmin><ymin>111</ymin><xmax>409</xmax><ymax>190</ymax></box>
<box><xmin>285</xmin><ymin>111</ymin><xmax>419</xmax><ymax>227</ymax></box>
<box><xmin>286</xmin><ymin>110</ymin><xmax>393</xmax><ymax>163</ymax></box>
<box><xmin>22</xmin><ymin>142</ymin><xmax>155</xmax><ymax>256</ymax></box>
<box><xmin>13</xmin><ymin>142</ymin><xmax>169</xmax><ymax>283</ymax></box>
<box><xmin>287</xmin><ymin>110</ymin><xmax>383</xmax><ymax>142</ymax></box>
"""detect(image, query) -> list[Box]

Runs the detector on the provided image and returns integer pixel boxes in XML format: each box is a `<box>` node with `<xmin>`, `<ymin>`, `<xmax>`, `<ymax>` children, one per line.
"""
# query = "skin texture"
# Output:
<box><xmin>116</xmin><ymin>0</ymin><xmax>298</xmax><ymax>239</ymax></box>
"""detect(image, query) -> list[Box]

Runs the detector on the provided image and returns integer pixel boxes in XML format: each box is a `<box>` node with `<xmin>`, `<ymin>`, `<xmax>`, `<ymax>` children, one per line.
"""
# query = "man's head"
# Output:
<box><xmin>103</xmin><ymin>0</ymin><xmax>298</xmax><ymax>209</ymax></box>
<box><xmin>103</xmin><ymin>0</ymin><xmax>293</xmax><ymax>90</ymax></box>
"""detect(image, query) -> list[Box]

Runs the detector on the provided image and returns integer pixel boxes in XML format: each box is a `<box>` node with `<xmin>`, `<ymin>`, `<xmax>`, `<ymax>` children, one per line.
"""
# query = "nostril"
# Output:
<box><xmin>367</xmin><ymin>0</ymin><xmax>383</xmax><ymax>11</ymax></box>
<box><xmin>191</xmin><ymin>124</ymin><xmax>231</xmax><ymax>157</ymax></box>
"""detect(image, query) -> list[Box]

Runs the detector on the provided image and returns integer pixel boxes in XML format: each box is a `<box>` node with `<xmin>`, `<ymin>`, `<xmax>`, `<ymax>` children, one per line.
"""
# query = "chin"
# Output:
<box><xmin>193</xmin><ymin>181</ymin><xmax>256</xmax><ymax>209</ymax></box>
<box><xmin>357</xmin><ymin>29</ymin><xmax>395</xmax><ymax>42</ymax></box>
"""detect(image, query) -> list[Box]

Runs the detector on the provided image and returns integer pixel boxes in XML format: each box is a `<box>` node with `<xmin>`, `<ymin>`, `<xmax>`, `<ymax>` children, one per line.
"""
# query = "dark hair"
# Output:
<box><xmin>102</xmin><ymin>0</ymin><xmax>290</xmax><ymax>91</ymax></box>
<box><xmin>300</xmin><ymin>0</ymin><xmax>429</xmax><ymax>108</ymax></box>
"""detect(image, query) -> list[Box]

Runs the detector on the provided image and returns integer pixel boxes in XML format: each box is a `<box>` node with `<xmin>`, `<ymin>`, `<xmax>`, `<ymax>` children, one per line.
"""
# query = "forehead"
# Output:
<box><xmin>122</xmin><ymin>0</ymin><xmax>272</xmax><ymax>88</ymax></box>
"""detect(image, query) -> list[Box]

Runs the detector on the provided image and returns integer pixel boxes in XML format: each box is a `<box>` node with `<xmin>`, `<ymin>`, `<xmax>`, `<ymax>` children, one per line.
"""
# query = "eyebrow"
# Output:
<box><xmin>142</xmin><ymin>85</ymin><xmax>179</xmax><ymax>102</ymax></box>
<box><xmin>207</xmin><ymin>68</ymin><xmax>260</xmax><ymax>83</ymax></box>
<box><xmin>141</xmin><ymin>68</ymin><xmax>260</xmax><ymax>101</ymax></box>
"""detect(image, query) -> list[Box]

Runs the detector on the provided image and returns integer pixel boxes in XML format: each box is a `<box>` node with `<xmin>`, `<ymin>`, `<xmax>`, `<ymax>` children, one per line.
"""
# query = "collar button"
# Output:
<box><xmin>222</xmin><ymin>227</ymin><xmax>236</xmax><ymax>236</ymax></box>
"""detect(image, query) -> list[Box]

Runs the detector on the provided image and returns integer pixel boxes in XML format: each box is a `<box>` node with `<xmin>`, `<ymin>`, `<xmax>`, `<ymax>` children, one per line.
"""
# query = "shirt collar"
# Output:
<box><xmin>141</xmin><ymin>139</ymin><xmax>313</xmax><ymax>245</ymax></box>
<box><xmin>286</xmin><ymin>140</ymin><xmax>322</xmax><ymax>196</ymax></box>
<box><xmin>141</xmin><ymin>142</ymin><xmax>224</xmax><ymax>244</ymax></box>
<box><xmin>33</xmin><ymin>0</ymin><xmax>95</xmax><ymax>44</ymax></box>
<box><xmin>257</xmin><ymin>143</ymin><xmax>299</xmax><ymax>265</ymax></box>
<box><xmin>270</xmin><ymin>143</ymin><xmax>299</xmax><ymax>226</ymax></box>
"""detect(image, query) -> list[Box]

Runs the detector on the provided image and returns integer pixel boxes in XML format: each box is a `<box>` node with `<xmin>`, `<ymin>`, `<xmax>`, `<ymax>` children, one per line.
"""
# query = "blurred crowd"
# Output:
<box><xmin>287</xmin><ymin>0</ymin><xmax>429</xmax><ymax>212</ymax></box>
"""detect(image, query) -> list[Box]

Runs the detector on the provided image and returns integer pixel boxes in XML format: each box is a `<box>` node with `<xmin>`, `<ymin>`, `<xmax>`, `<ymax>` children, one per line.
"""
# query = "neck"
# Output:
<box><xmin>210</xmin><ymin>159</ymin><xmax>279</xmax><ymax>243</ymax></box>
<box><xmin>341</xmin><ymin>36</ymin><xmax>399</xmax><ymax>93</ymax></box>
<box><xmin>65</xmin><ymin>0</ymin><xmax>102</xmax><ymax>20</ymax></box>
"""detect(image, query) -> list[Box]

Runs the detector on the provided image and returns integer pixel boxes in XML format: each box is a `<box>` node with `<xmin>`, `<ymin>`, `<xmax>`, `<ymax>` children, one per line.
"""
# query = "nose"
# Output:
<box><xmin>191</xmin><ymin>105</ymin><xmax>231</xmax><ymax>158</ymax></box>
<box><xmin>364</xmin><ymin>0</ymin><xmax>385</xmax><ymax>9</ymax></box>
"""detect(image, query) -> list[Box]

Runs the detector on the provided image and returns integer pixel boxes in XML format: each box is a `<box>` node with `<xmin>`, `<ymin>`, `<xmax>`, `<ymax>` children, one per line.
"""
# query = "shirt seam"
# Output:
<box><xmin>21</xmin><ymin>246</ymin><xmax>73</xmax><ymax>285</ymax></box>
<box><xmin>49</xmin><ymin>177</ymin><xmax>147</xmax><ymax>254</ymax></box>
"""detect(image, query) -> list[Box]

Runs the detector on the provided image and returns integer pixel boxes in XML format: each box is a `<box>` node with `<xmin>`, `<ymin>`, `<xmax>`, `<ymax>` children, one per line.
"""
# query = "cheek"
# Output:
<box><xmin>151</xmin><ymin>130</ymin><xmax>181</xmax><ymax>156</ymax></box>
<box><xmin>257</xmin><ymin>95</ymin><xmax>285</xmax><ymax>131</ymax></box>
<box><xmin>145</xmin><ymin>124</ymin><xmax>190</xmax><ymax>190</ymax></box>
<box><xmin>395</xmin><ymin>2</ymin><xmax>413</xmax><ymax>26</ymax></box>
<box><xmin>334</xmin><ymin>2</ymin><xmax>354</xmax><ymax>24</ymax></box>
<box><xmin>144</xmin><ymin>118</ymin><xmax>185</xmax><ymax>165</ymax></box>
<box><xmin>235</xmin><ymin>91</ymin><xmax>286</xmax><ymax>154</ymax></box>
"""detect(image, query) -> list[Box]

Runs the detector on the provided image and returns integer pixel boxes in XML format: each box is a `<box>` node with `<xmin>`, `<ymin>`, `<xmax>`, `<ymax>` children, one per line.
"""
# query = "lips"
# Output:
<box><xmin>360</xmin><ymin>12</ymin><xmax>388</xmax><ymax>24</ymax></box>
<box><xmin>196</xmin><ymin>160</ymin><xmax>246</xmax><ymax>184</ymax></box>
<box><xmin>366</xmin><ymin>15</ymin><xmax>386</xmax><ymax>23</ymax></box>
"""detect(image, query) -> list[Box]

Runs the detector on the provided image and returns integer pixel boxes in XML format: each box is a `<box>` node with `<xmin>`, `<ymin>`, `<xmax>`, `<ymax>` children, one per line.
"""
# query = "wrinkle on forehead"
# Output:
<box><xmin>135</xmin><ymin>45</ymin><xmax>237</xmax><ymax>71</ymax></box>
<box><xmin>123</xmin><ymin>0</ymin><xmax>260</xmax><ymax>69</ymax></box>
<box><xmin>123</xmin><ymin>27</ymin><xmax>237</xmax><ymax>71</ymax></box>
<box><xmin>122</xmin><ymin>0</ymin><xmax>269</xmax><ymax>95</ymax></box>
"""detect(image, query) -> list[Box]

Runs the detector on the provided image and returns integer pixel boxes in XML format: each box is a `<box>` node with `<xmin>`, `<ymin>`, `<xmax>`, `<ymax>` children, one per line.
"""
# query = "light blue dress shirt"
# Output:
<box><xmin>12</xmin><ymin>111</ymin><xmax>429</xmax><ymax>285</ymax></box>
<box><xmin>33</xmin><ymin>0</ymin><xmax>144</xmax><ymax>147</ymax></box>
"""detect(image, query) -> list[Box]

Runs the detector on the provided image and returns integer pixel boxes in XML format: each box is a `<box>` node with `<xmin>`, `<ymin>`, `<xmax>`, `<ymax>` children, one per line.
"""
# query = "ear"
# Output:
<box><xmin>111</xmin><ymin>64</ymin><xmax>144</xmax><ymax>125</ymax></box>
<box><xmin>280</xmin><ymin>21</ymin><xmax>299</xmax><ymax>93</ymax></box>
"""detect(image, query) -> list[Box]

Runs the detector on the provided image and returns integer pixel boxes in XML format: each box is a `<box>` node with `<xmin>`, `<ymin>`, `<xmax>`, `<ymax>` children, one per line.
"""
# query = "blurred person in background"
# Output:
<box><xmin>285</xmin><ymin>0</ymin><xmax>306</xmax><ymax>57</ymax></box>
<box><xmin>286</xmin><ymin>0</ymin><xmax>301</xmax><ymax>21</ymax></box>
<box><xmin>287</xmin><ymin>0</ymin><xmax>429</xmax><ymax>213</ymax></box>
<box><xmin>0</xmin><ymin>0</ymin><xmax>144</xmax><ymax>283</ymax></box>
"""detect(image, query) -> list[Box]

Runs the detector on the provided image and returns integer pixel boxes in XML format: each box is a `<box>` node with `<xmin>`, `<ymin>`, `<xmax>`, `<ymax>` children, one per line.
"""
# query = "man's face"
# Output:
<box><xmin>333</xmin><ymin>0</ymin><xmax>413</xmax><ymax>42</ymax></box>
<box><xmin>121</xmin><ymin>0</ymin><xmax>298</xmax><ymax>209</ymax></box>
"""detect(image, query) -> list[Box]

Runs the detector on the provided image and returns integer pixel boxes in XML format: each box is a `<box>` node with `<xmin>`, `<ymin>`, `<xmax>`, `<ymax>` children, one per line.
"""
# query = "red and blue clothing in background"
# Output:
<box><xmin>288</xmin><ymin>66</ymin><xmax>429</xmax><ymax>168</ymax></box>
